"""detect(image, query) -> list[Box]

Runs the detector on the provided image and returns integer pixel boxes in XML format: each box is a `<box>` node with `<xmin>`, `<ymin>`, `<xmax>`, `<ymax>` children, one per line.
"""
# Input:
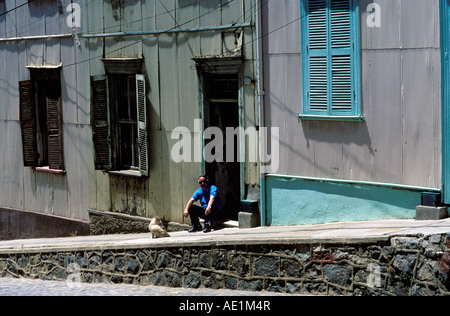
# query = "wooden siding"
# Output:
<box><xmin>262</xmin><ymin>0</ymin><xmax>441</xmax><ymax>189</ymax></box>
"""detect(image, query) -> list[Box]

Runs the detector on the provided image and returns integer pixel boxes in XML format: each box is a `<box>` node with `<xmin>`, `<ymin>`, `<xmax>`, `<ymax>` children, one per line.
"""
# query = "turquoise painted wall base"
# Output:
<box><xmin>265</xmin><ymin>175</ymin><xmax>434</xmax><ymax>226</ymax></box>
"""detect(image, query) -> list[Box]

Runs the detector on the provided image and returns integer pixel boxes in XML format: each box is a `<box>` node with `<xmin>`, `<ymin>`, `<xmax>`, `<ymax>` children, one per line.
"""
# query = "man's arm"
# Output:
<box><xmin>183</xmin><ymin>198</ymin><xmax>195</xmax><ymax>218</ymax></box>
<box><xmin>205</xmin><ymin>195</ymin><xmax>216</xmax><ymax>215</ymax></box>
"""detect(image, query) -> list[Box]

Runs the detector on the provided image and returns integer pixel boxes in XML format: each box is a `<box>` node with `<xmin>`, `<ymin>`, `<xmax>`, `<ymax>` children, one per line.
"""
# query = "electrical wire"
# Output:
<box><xmin>64</xmin><ymin>0</ymin><xmax>245</xmax><ymax>68</ymax></box>
<box><xmin>0</xmin><ymin>0</ymin><xmax>34</xmax><ymax>18</ymax></box>
<box><xmin>1</xmin><ymin>0</ymin><xmax>217</xmax><ymax>39</ymax></box>
<box><xmin>157</xmin><ymin>0</ymin><xmax>196</xmax><ymax>58</ymax></box>
<box><xmin>1</xmin><ymin>0</ymin><xmax>307</xmax><ymax>72</ymax></box>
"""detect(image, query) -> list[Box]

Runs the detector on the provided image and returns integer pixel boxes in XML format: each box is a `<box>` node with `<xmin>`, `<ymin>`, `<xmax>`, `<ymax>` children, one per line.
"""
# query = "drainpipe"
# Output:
<box><xmin>256</xmin><ymin>0</ymin><xmax>267</xmax><ymax>226</ymax></box>
<box><xmin>0</xmin><ymin>33</ymin><xmax>73</xmax><ymax>42</ymax></box>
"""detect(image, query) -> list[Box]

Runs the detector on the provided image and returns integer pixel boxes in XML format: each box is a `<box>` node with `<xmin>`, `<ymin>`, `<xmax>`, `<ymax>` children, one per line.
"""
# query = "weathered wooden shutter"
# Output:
<box><xmin>46</xmin><ymin>94</ymin><xmax>64</xmax><ymax>170</ymax></box>
<box><xmin>91</xmin><ymin>75</ymin><xmax>112</xmax><ymax>170</ymax></box>
<box><xmin>136</xmin><ymin>74</ymin><xmax>148</xmax><ymax>176</ymax></box>
<box><xmin>19</xmin><ymin>80</ymin><xmax>37</xmax><ymax>167</ymax></box>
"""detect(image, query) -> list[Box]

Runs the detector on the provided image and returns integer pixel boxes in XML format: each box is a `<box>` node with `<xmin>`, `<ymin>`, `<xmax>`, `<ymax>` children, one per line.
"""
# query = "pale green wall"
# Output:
<box><xmin>265</xmin><ymin>175</ymin><xmax>435</xmax><ymax>226</ymax></box>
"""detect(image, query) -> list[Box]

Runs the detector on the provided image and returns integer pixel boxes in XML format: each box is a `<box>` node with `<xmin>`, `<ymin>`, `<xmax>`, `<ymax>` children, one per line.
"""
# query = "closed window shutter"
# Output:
<box><xmin>136</xmin><ymin>74</ymin><xmax>148</xmax><ymax>176</ymax></box>
<box><xmin>303</xmin><ymin>0</ymin><xmax>357</xmax><ymax>116</ymax></box>
<box><xmin>46</xmin><ymin>95</ymin><xmax>64</xmax><ymax>170</ymax></box>
<box><xmin>91</xmin><ymin>75</ymin><xmax>112</xmax><ymax>170</ymax></box>
<box><xmin>330</xmin><ymin>0</ymin><xmax>352</xmax><ymax>112</ymax></box>
<box><xmin>308</xmin><ymin>0</ymin><xmax>328</xmax><ymax>111</ymax></box>
<box><xmin>332</xmin><ymin>55</ymin><xmax>352</xmax><ymax>111</ymax></box>
<box><xmin>310</xmin><ymin>56</ymin><xmax>328</xmax><ymax>111</ymax></box>
<box><xmin>330</xmin><ymin>1</ymin><xmax>351</xmax><ymax>49</ymax></box>
<box><xmin>19</xmin><ymin>80</ymin><xmax>37</xmax><ymax>167</ymax></box>
<box><xmin>308</xmin><ymin>0</ymin><xmax>327</xmax><ymax>50</ymax></box>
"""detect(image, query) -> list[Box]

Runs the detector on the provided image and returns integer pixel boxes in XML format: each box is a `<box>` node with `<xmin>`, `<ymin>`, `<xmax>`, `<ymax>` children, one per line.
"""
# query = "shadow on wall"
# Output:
<box><xmin>0</xmin><ymin>207</ymin><xmax>89</xmax><ymax>241</ymax></box>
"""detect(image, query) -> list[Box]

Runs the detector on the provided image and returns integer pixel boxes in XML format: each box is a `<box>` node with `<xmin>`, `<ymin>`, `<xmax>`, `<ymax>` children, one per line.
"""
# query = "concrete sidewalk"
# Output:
<box><xmin>1</xmin><ymin>217</ymin><xmax>450</xmax><ymax>253</ymax></box>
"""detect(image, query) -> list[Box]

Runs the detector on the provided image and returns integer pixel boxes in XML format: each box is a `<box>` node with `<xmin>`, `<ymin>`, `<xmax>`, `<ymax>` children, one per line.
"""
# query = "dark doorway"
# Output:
<box><xmin>203</xmin><ymin>73</ymin><xmax>241</xmax><ymax>220</ymax></box>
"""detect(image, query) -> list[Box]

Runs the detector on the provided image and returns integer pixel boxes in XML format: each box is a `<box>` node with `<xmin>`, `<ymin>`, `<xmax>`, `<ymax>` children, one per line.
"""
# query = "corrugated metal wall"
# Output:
<box><xmin>0</xmin><ymin>0</ymin><xmax>89</xmax><ymax>220</ymax></box>
<box><xmin>262</xmin><ymin>0</ymin><xmax>441</xmax><ymax>189</ymax></box>
<box><xmin>85</xmin><ymin>0</ymin><xmax>258</xmax><ymax>223</ymax></box>
<box><xmin>0</xmin><ymin>0</ymin><xmax>258</xmax><ymax>224</ymax></box>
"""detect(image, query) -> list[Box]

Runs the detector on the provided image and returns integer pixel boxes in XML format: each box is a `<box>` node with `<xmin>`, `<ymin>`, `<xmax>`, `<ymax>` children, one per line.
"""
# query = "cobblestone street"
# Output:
<box><xmin>0</xmin><ymin>277</ymin><xmax>295</xmax><ymax>296</ymax></box>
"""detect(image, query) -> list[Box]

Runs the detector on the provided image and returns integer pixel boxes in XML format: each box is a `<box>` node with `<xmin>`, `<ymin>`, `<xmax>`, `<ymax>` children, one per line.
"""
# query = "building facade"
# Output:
<box><xmin>3</xmin><ymin>0</ymin><xmax>450</xmax><ymax>238</ymax></box>
<box><xmin>259</xmin><ymin>0</ymin><xmax>445</xmax><ymax>225</ymax></box>
<box><xmin>0</xmin><ymin>0</ymin><xmax>259</xmax><ymax>238</ymax></box>
<box><xmin>83</xmin><ymin>0</ymin><xmax>258</xmax><ymax>226</ymax></box>
<box><xmin>0</xmin><ymin>0</ymin><xmax>90</xmax><ymax>238</ymax></box>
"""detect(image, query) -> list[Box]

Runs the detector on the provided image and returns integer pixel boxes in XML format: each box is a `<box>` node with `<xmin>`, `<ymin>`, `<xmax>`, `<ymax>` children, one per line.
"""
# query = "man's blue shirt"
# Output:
<box><xmin>192</xmin><ymin>185</ymin><xmax>223</xmax><ymax>211</ymax></box>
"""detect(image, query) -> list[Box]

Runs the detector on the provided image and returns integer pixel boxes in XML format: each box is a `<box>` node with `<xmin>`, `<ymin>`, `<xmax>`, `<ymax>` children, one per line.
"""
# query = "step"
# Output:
<box><xmin>199</xmin><ymin>218</ymin><xmax>238</xmax><ymax>229</ymax></box>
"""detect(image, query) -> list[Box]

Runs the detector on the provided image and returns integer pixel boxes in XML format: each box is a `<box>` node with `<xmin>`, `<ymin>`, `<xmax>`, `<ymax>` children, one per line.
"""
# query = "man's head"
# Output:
<box><xmin>198</xmin><ymin>174</ymin><xmax>209</xmax><ymax>190</ymax></box>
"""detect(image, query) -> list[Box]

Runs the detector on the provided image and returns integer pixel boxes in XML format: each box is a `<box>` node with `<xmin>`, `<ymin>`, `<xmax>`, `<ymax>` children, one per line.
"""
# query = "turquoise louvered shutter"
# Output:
<box><xmin>330</xmin><ymin>0</ymin><xmax>352</xmax><ymax>113</ymax></box>
<box><xmin>307</xmin><ymin>0</ymin><xmax>328</xmax><ymax>112</ymax></box>
<box><xmin>301</xmin><ymin>0</ymin><xmax>361</xmax><ymax>120</ymax></box>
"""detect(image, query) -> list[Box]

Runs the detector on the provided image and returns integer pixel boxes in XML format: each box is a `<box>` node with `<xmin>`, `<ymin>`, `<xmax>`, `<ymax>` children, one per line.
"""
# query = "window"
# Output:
<box><xmin>112</xmin><ymin>75</ymin><xmax>139</xmax><ymax>170</ymax></box>
<box><xmin>91</xmin><ymin>72</ymin><xmax>148</xmax><ymax>176</ymax></box>
<box><xmin>19</xmin><ymin>68</ymin><xmax>64</xmax><ymax>170</ymax></box>
<box><xmin>299</xmin><ymin>0</ymin><xmax>362</xmax><ymax>121</ymax></box>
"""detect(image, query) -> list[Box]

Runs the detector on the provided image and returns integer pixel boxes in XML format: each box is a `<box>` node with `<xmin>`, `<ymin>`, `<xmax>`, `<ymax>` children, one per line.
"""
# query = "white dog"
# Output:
<box><xmin>149</xmin><ymin>216</ymin><xmax>170</xmax><ymax>238</ymax></box>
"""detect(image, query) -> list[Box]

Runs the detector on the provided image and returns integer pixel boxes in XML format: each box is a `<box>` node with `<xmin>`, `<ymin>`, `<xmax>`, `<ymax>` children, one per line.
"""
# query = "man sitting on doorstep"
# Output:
<box><xmin>183</xmin><ymin>174</ymin><xmax>223</xmax><ymax>233</ymax></box>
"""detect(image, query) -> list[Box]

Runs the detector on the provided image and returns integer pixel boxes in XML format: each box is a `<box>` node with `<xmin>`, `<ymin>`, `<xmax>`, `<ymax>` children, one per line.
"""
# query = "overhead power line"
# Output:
<box><xmin>0</xmin><ymin>0</ymin><xmax>34</xmax><ymax>18</ymax></box>
<box><xmin>0</xmin><ymin>0</ymin><xmax>305</xmax><ymax>72</ymax></box>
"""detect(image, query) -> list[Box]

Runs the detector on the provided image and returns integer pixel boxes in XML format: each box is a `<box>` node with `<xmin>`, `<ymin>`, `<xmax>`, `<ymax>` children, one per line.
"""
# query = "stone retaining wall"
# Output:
<box><xmin>0</xmin><ymin>207</ymin><xmax>89</xmax><ymax>241</ymax></box>
<box><xmin>1</xmin><ymin>233</ymin><xmax>449</xmax><ymax>296</ymax></box>
<box><xmin>88</xmin><ymin>209</ymin><xmax>190</xmax><ymax>235</ymax></box>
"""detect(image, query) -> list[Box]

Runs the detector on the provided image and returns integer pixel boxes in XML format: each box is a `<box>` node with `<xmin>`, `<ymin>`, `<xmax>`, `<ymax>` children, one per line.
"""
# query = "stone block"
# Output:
<box><xmin>240</xmin><ymin>200</ymin><xmax>258</xmax><ymax>213</ymax></box>
<box><xmin>238</xmin><ymin>211</ymin><xmax>260</xmax><ymax>229</ymax></box>
<box><xmin>416</xmin><ymin>205</ymin><xmax>448</xmax><ymax>220</ymax></box>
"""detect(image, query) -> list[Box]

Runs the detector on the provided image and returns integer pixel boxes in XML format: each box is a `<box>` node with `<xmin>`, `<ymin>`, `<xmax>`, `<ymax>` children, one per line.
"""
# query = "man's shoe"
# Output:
<box><xmin>188</xmin><ymin>225</ymin><xmax>202</xmax><ymax>233</ymax></box>
<box><xmin>203</xmin><ymin>224</ymin><xmax>212</xmax><ymax>233</ymax></box>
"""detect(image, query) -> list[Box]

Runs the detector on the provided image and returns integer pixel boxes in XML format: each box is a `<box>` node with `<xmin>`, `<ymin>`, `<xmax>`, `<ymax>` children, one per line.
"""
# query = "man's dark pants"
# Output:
<box><xmin>188</xmin><ymin>205</ymin><xmax>222</xmax><ymax>228</ymax></box>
